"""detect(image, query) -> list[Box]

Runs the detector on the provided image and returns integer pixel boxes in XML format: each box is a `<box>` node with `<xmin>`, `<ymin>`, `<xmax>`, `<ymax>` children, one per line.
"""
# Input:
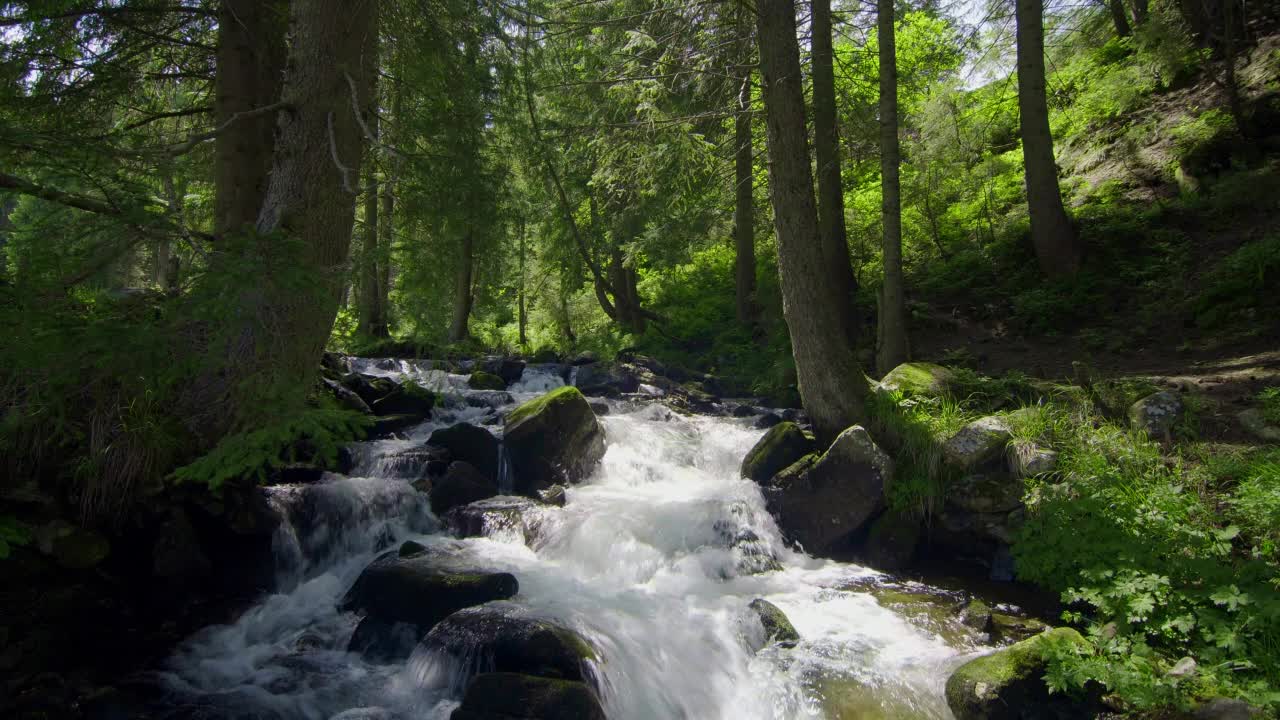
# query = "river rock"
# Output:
<box><xmin>945</xmin><ymin>628</ymin><xmax>1089</xmax><ymax>720</ymax></box>
<box><xmin>1192</xmin><ymin>698</ymin><xmax>1263</xmax><ymax>720</ymax></box>
<box><xmin>323</xmin><ymin>377</ymin><xmax>373</xmax><ymax>414</ymax></box>
<box><xmin>468</xmin><ymin>371</ymin><xmax>508</xmax><ymax>391</ymax></box>
<box><xmin>450</xmin><ymin>673</ymin><xmax>606</xmax><ymax>720</ymax></box>
<box><xmin>430</xmin><ymin>462</ymin><xmax>498</xmax><ymax>516</ymax></box>
<box><xmin>1128</xmin><ymin>390</ymin><xmax>1182</xmax><ymax>441</ymax></box>
<box><xmin>446</xmin><ymin>496</ymin><xmax>548</xmax><ymax>545</ymax></box>
<box><xmin>429</xmin><ymin>423</ymin><xmax>500</xmax><ymax>483</ymax></box>
<box><xmin>538</xmin><ymin>485</ymin><xmax>567</xmax><ymax>507</ymax></box>
<box><xmin>747</xmin><ymin>599</ymin><xmax>800</xmax><ymax>649</ymax></box>
<box><xmin>357</xmin><ymin>376</ymin><xmax>437</xmax><ymax>417</ymax></box>
<box><xmin>942</xmin><ymin>416</ymin><xmax>1012</xmax><ymax>470</ymax></box>
<box><xmin>572</xmin><ymin>362</ymin><xmax>639</xmax><ymax>396</ymax></box>
<box><xmin>421</xmin><ymin>602</ymin><xmax>598</xmax><ymax>687</ymax></box>
<box><xmin>481</xmin><ymin>357</ymin><xmax>527</xmax><ymax>385</ymax></box>
<box><xmin>878</xmin><ymin>362</ymin><xmax>954</xmax><ymax>397</ymax></box>
<box><xmin>1008</xmin><ymin>441</ymin><xmax>1058</xmax><ymax>479</ymax></box>
<box><xmin>949</xmin><ymin>473</ymin><xmax>1024</xmax><ymax>514</ymax></box>
<box><xmin>740</xmin><ymin>422</ymin><xmax>815</xmax><ymax>483</ymax></box>
<box><xmin>342</xmin><ymin>553</ymin><xmax>518</xmax><ymax>631</ymax></box>
<box><xmin>759</xmin><ymin>425</ymin><xmax>892</xmax><ymax>555</ymax></box>
<box><xmin>570</xmin><ymin>351</ymin><xmax>599</xmax><ymax>366</ymax></box>
<box><xmin>380</xmin><ymin>444</ymin><xmax>452</xmax><ymax>481</ymax></box>
<box><xmin>504</xmin><ymin>386</ymin><xmax>606</xmax><ymax>495</ymax></box>
<box><xmin>754</xmin><ymin>412</ymin><xmax>784</xmax><ymax>429</ymax></box>
<box><xmin>348</xmin><ymin>616</ymin><xmax>421</xmax><ymax>662</ymax></box>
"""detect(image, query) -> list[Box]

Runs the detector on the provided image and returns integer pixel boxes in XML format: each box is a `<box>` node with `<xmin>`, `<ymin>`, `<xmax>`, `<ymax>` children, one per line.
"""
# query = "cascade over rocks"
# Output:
<box><xmin>481</xmin><ymin>356</ymin><xmax>527</xmax><ymax>385</ymax></box>
<box><xmin>446</xmin><ymin>496</ymin><xmax>549</xmax><ymax>546</ymax></box>
<box><xmin>572</xmin><ymin>361</ymin><xmax>639</xmax><ymax>396</ymax></box>
<box><xmin>451</xmin><ymin>672</ymin><xmax>606</xmax><ymax>720</ymax></box>
<box><xmin>739</xmin><ymin>421</ymin><xmax>815</xmax><ymax>483</ymax></box>
<box><xmin>419</xmin><ymin>601</ymin><xmax>599</xmax><ymax>688</ymax></box>
<box><xmin>468</xmin><ymin>370</ymin><xmax>508</xmax><ymax>391</ymax></box>
<box><xmin>757</xmin><ymin>425</ymin><xmax>893</xmax><ymax>555</ymax></box>
<box><xmin>504</xmin><ymin>387</ymin><xmax>606</xmax><ymax>495</ymax></box>
<box><xmin>428</xmin><ymin>423</ymin><xmax>501</xmax><ymax>484</ymax></box>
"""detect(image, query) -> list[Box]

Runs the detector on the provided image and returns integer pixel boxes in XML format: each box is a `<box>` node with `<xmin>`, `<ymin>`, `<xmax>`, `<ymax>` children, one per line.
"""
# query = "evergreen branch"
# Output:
<box><xmin>0</xmin><ymin>5</ymin><xmax>214</xmax><ymax>27</ymax></box>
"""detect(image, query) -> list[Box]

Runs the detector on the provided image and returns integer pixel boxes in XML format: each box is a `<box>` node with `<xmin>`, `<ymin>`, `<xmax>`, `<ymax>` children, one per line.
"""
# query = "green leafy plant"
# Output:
<box><xmin>0</xmin><ymin>516</ymin><xmax>32</xmax><ymax>560</ymax></box>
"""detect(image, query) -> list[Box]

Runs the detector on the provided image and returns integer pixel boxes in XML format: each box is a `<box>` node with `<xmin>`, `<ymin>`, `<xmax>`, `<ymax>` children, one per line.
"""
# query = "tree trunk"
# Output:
<box><xmin>1108</xmin><ymin>0</ymin><xmax>1132</xmax><ymax>37</ymax></box>
<box><xmin>373</xmin><ymin>74</ymin><xmax>401</xmax><ymax>338</ymax></box>
<box><xmin>186</xmin><ymin>0</ymin><xmax>378</xmax><ymax>442</ymax></box>
<box><xmin>158</xmin><ymin>165</ymin><xmax>183</xmax><ymax>291</ymax></box>
<box><xmin>811</xmin><ymin>0</ymin><xmax>859</xmax><ymax>342</ymax></box>
<box><xmin>1131</xmin><ymin>0</ymin><xmax>1149</xmax><ymax>26</ymax></box>
<box><xmin>756</xmin><ymin>0</ymin><xmax>869</xmax><ymax>445</ymax></box>
<box><xmin>214</xmin><ymin>0</ymin><xmax>287</xmax><ymax>237</ymax></box>
<box><xmin>877</xmin><ymin>0</ymin><xmax>908</xmax><ymax>375</ymax></box>
<box><xmin>449</xmin><ymin>229</ymin><xmax>474</xmax><ymax>343</ymax></box>
<box><xmin>357</xmin><ymin>163</ymin><xmax>380</xmax><ymax>337</ymax></box>
<box><xmin>733</xmin><ymin>5</ymin><xmax>758</xmax><ymax>328</ymax></box>
<box><xmin>518</xmin><ymin>218</ymin><xmax>527</xmax><ymax>346</ymax></box>
<box><xmin>1016</xmin><ymin>0</ymin><xmax>1082</xmax><ymax>277</ymax></box>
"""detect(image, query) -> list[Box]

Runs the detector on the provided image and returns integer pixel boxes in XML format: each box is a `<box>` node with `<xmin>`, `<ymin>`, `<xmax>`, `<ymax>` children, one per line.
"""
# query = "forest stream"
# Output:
<box><xmin>138</xmin><ymin>362</ymin><xmax>994</xmax><ymax>720</ymax></box>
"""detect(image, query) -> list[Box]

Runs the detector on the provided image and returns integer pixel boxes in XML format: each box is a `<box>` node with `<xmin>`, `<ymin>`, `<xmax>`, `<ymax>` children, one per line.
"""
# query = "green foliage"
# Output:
<box><xmin>866</xmin><ymin>386</ymin><xmax>969</xmax><ymax>516</ymax></box>
<box><xmin>1194</xmin><ymin>234</ymin><xmax>1280</xmax><ymax>329</ymax></box>
<box><xmin>172</xmin><ymin>403</ymin><xmax>370</xmax><ymax>490</ymax></box>
<box><xmin>0</xmin><ymin>516</ymin><xmax>32</xmax><ymax>560</ymax></box>
<box><xmin>1259</xmin><ymin>388</ymin><xmax>1280</xmax><ymax>426</ymax></box>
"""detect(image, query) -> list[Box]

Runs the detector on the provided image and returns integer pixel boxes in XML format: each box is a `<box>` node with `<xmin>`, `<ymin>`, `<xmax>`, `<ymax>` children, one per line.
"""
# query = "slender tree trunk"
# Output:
<box><xmin>733</xmin><ymin>6</ymin><xmax>758</xmax><ymax>328</ymax></box>
<box><xmin>877</xmin><ymin>0</ymin><xmax>908</xmax><ymax>375</ymax></box>
<box><xmin>357</xmin><ymin>163</ymin><xmax>380</xmax><ymax>337</ymax></box>
<box><xmin>449</xmin><ymin>229</ymin><xmax>474</xmax><ymax>343</ymax></box>
<box><xmin>1016</xmin><ymin>0</ymin><xmax>1082</xmax><ymax>277</ymax></box>
<box><xmin>158</xmin><ymin>165</ymin><xmax>183</xmax><ymax>291</ymax></box>
<box><xmin>186</xmin><ymin>0</ymin><xmax>378</xmax><ymax>442</ymax></box>
<box><xmin>214</xmin><ymin>0</ymin><xmax>287</xmax><ymax>237</ymax></box>
<box><xmin>375</xmin><ymin>170</ymin><xmax>393</xmax><ymax>337</ymax></box>
<box><xmin>518</xmin><ymin>217</ymin><xmax>527</xmax><ymax>346</ymax></box>
<box><xmin>1131</xmin><ymin>0</ymin><xmax>1149</xmax><ymax>26</ymax></box>
<box><xmin>757</xmin><ymin>0</ymin><xmax>869</xmax><ymax>445</ymax></box>
<box><xmin>811</xmin><ymin>0</ymin><xmax>859</xmax><ymax>342</ymax></box>
<box><xmin>1108</xmin><ymin>0</ymin><xmax>1132</xmax><ymax>37</ymax></box>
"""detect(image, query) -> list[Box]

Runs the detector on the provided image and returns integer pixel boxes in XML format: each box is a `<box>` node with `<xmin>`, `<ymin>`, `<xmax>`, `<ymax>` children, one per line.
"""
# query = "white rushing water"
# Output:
<box><xmin>153</xmin><ymin>361</ymin><xmax>989</xmax><ymax>720</ymax></box>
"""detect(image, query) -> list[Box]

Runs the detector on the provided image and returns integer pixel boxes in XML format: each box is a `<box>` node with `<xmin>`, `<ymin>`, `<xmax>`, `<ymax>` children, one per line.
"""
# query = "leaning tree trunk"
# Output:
<box><xmin>1131</xmin><ymin>0</ymin><xmax>1148</xmax><ymax>26</ymax></box>
<box><xmin>877</xmin><ymin>0</ymin><xmax>908</xmax><ymax>375</ymax></box>
<box><xmin>1016</xmin><ymin>0</ymin><xmax>1082</xmax><ymax>277</ymax></box>
<box><xmin>811</xmin><ymin>0</ymin><xmax>859</xmax><ymax>342</ymax></box>
<box><xmin>733</xmin><ymin>5</ymin><xmax>758</xmax><ymax>328</ymax></box>
<box><xmin>1108</xmin><ymin>0</ymin><xmax>1132</xmax><ymax>37</ymax></box>
<box><xmin>757</xmin><ymin>0</ymin><xmax>869</xmax><ymax>445</ymax></box>
<box><xmin>449</xmin><ymin>229</ymin><xmax>475</xmax><ymax>343</ymax></box>
<box><xmin>214</xmin><ymin>0</ymin><xmax>288</xmax><ymax>237</ymax></box>
<box><xmin>186</xmin><ymin>0</ymin><xmax>378</xmax><ymax>442</ymax></box>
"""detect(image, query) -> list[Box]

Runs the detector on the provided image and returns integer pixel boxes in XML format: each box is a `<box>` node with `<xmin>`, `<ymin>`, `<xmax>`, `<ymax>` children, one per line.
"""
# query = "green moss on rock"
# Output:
<box><xmin>740</xmin><ymin>422</ymin><xmax>815</xmax><ymax>483</ymax></box>
<box><xmin>878</xmin><ymin>362</ymin><xmax>954</xmax><ymax>397</ymax></box>
<box><xmin>504</xmin><ymin>386</ymin><xmax>606</xmax><ymax>494</ymax></box>
<box><xmin>945</xmin><ymin>627</ymin><xmax>1087</xmax><ymax>720</ymax></box>
<box><xmin>468</xmin><ymin>370</ymin><xmax>507</xmax><ymax>390</ymax></box>
<box><xmin>748</xmin><ymin>598</ymin><xmax>800</xmax><ymax>648</ymax></box>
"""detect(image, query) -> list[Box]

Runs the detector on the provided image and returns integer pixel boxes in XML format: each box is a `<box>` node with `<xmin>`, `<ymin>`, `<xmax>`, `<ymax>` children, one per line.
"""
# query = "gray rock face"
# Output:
<box><xmin>1238</xmin><ymin>408</ymin><xmax>1280</xmax><ymax>442</ymax></box>
<box><xmin>429</xmin><ymin>423</ymin><xmax>500</xmax><ymax>483</ymax></box>
<box><xmin>481</xmin><ymin>357</ymin><xmax>527</xmax><ymax>385</ymax></box>
<box><xmin>942</xmin><ymin>416</ymin><xmax>1012</xmax><ymax>470</ymax></box>
<box><xmin>861</xmin><ymin>511</ymin><xmax>922</xmax><ymax>571</ymax></box>
<box><xmin>740</xmin><ymin>422</ymin><xmax>815</xmax><ymax>483</ymax></box>
<box><xmin>1007</xmin><ymin>441</ymin><xmax>1058</xmax><ymax>479</ymax></box>
<box><xmin>504</xmin><ymin>387</ymin><xmax>607</xmax><ymax>495</ymax></box>
<box><xmin>430</xmin><ymin>461</ymin><xmax>498</xmax><ymax>516</ymax></box>
<box><xmin>760</xmin><ymin>426</ymin><xmax>893</xmax><ymax>555</ymax></box>
<box><xmin>949</xmin><ymin>473</ymin><xmax>1024</xmax><ymax>514</ymax></box>
<box><xmin>450</xmin><ymin>673</ymin><xmax>605</xmax><ymax>720</ymax></box>
<box><xmin>572</xmin><ymin>362</ymin><xmax>639</xmax><ymax>396</ymax></box>
<box><xmin>421</xmin><ymin>602</ymin><xmax>598</xmax><ymax>688</ymax></box>
<box><xmin>1128</xmin><ymin>390</ymin><xmax>1183</xmax><ymax>440</ymax></box>
<box><xmin>342</xmin><ymin>553</ymin><xmax>518</xmax><ymax>631</ymax></box>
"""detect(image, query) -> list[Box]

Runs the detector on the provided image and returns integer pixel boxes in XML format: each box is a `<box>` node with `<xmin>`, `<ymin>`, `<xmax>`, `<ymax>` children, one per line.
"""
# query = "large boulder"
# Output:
<box><xmin>342</xmin><ymin>552</ymin><xmax>518</xmax><ymax>631</ymax></box>
<box><xmin>747</xmin><ymin>599</ymin><xmax>800</xmax><ymax>650</ymax></box>
<box><xmin>878</xmin><ymin>362</ymin><xmax>954</xmax><ymax>397</ymax></box>
<box><xmin>740</xmin><ymin>422</ymin><xmax>815</xmax><ymax>483</ymax></box>
<box><xmin>481</xmin><ymin>357</ymin><xmax>527</xmax><ymax>385</ymax></box>
<box><xmin>322</xmin><ymin>377</ymin><xmax>372</xmax><ymax>414</ymax></box>
<box><xmin>1008</xmin><ymin>441</ymin><xmax>1058</xmax><ymax>479</ymax></box>
<box><xmin>377</xmin><ymin>444</ymin><xmax>451</xmax><ymax>481</ymax></box>
<box><xmin>420</xmin><ymin>602</ymin><xmax>598</xmax><ymax>687</ymax></box>
<box><xmin>861</xmin><ymin>511</ymin><xmax>922</xmax><ymax>571</ymax></box>
<box><xmin>572</xmin><ymin>362</ymin><xmax>639</xmax><ymax>396</ymax></box>
<box><xmin>942</xmin><ymin>416</ymin><xmax>1012</xmax><ymax>470</ymax></box>
<box><xmin>504</xmin><ymin>387</ymin><xmax>606</xmax><ymax>495</ymax></box>
<box><xmin>450</xmin><ymin>673</ymin><xmax>605</xmax><ymax>720</ymax></box>
<box><xmin>343</xmin><ymin>374</ymin><xmax>437</xmax><ymax>417</ymax></box>
<box><xmin>1128</xmin><ymin>390</ymin><xmax>1183</xmax><ymax>441</ymax></box>
<box><xmin>430</xmin><ymin>462</ymin><xmax>498</xmax><ymax>516</ymax></box>
<box><xmin>429</xmin><ymin>423</ymin><xmax>500</xmax><ymax>483</ymax></box>
<box><xmin>949</xmin><ymin>473</ymin><xmax>1024</xmax><ymax>514</ymax></box>
<box><xmin>759</xmin><ymin>426</ymin><xmax>893</xmax><ymax>555</ymax></box>
<box><xmin>945</xmin><ymin>628</ymin><xmax>1089</xmax><ymax>720</ymax></box>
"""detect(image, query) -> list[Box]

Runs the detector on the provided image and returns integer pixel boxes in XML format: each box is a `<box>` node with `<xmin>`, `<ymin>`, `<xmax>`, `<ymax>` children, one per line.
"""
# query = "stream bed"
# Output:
<box><xmin>145</xmin><ymin>361</ymin><xmax>994</xmax><ymax>720</ymax></box>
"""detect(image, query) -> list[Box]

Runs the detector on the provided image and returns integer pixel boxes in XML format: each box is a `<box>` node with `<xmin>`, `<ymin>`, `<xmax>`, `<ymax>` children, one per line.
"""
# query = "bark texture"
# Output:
<box><xmin>1015</xmin><ymin>0</ymin><xmax>1082</xmax><ymax>277</ymax></box>
<box><xmin>214</xmin><ymin>0</ymin><xmax>287</xmax><ymax>237</ymax></box>
<box><xmin>734</xmin><ymin>6</ymin><xmax>757</xmax><ymax>328</ymax></box>
<box><xmin>449</xmin><ymin>229</ymin><xmax>475</xmax><ymax>343</ymax></box>
<box><xmin>1108</xmin><ymin>0</ymin><xmax>1132</xmax><ymax>37</ymax></box>
<box><xmin>756</xmin><ymin>0</ymin><xmax>869</xmax><ymax>445</ymax></box>
<box><xmin>877</xmin><ymin>0</ymin><xmax>908</xmax><ymax>375</ymax></box>
<box><xmin>357</xmin><ymin>59</ymin><xmax>384</xmax><ymax>339</ymax></box>
<box><xmin>811</xmin><ymin>0</ymin><xmax>858</xmax><ymax>341</ymax></box>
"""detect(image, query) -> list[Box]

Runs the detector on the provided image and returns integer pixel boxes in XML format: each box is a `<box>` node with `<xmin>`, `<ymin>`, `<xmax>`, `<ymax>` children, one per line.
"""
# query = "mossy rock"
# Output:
<box><xmin>945</xmin><ymin>627</ymin><xmax>1088</xmax><ymax>720</ymax></box>
<box><xmin>429</xmin><ymin>422</ymin><xmax>500</xmax><ymax>483</ymax></box>
<box><xmin>47</xmin><ymin>524</ymin><xmax>111</xmax><ymax>570</ymax></box>
<box><xmin>747</xmin><ymin>598</ymin><xmax>800</xmax><ymax>649</ymax></box>
<box><xmin>505</xmin><ymin>386</ymin><xmax>606</xmax><ymax>495</ymax></box>
<box><xmin>342</xmin><ymin>553</ymin><xmax>518</xmax><ymax>631</ymax></box>
<box><xmin>422</xmin><ymin>601</ymin><xmax>599</xmax><ymax>686</ymax></box>
<box><xmin>450</xmin><ymin>672</ymin><xmax>605</xmax><ymax>720</ymax></box>
<box><xmin>878</xmin><ymin>362</ymin><xmax>954</xmax><ymax>397</ymax></box>
<box><xmin>468</xmin><ymin>370</ymin><xmax>508</xmax><ymax>391</ymax></box>
<box><xmin>740</xmin><ymin>421</ymin><xmax>815</xmax><ymax>483</ymax></box>
<box><xmin>941</xmin><ymin>416</ymin><xmax>1012</xmax><ymax>471</ymax></box>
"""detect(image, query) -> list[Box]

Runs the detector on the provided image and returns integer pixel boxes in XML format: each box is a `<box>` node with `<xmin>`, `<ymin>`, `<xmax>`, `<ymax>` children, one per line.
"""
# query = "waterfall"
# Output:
<box><xmin>150</xmin><ymin>360</ymin><xmax>989</xmax><ymax>720</ymax></box>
